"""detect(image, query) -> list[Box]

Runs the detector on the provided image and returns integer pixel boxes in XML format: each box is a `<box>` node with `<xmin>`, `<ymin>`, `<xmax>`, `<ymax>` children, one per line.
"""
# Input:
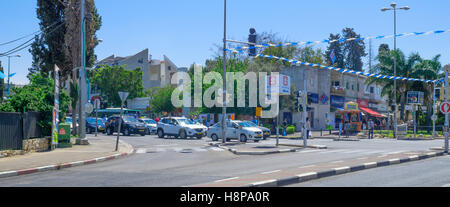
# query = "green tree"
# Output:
<box><xmin>91</xmin><ymin>65</ymin><xmax>145</xmax><ymax>107</ymax></box>
<box><xmin>342</xmin><ymin>28</ymin><xmax>367</xmax><ymax>71</ymax></box>
<box><xmin>0</xmin><ymin>72</ymin><xmax>71</xmax><ymax>136</ymax></box>
<box><xmin>367</xmin><ymin>49</ymin><xmax>422</xmax><ymax>121</ymax></box>
<box><xmin>150</xmin><ymin>86</ymin><xmax>176</xmax><ymax>115</ymax></box>
<box><xmin>378</xmin><ymin>44</ymin><xmax>390</xmax><ymax>54</ymax></box>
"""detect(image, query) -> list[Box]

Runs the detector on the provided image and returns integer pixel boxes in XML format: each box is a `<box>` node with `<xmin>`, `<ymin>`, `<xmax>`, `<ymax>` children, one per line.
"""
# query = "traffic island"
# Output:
<box><xmin>208</xmin><ymin>142</ymin><xmax>326</xmax><ymax>155</ymax></box>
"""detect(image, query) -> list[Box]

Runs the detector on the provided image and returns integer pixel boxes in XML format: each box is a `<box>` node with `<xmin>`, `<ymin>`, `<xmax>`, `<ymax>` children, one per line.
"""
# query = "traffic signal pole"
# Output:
<box><xmin>445</xmin><ymin>68</ymin><xmax>449</xmax><ymax>153</ymax></box>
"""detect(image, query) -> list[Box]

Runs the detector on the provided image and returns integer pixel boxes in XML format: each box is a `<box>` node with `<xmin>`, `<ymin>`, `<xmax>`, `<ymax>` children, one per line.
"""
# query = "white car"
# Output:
<box><xmin>139</xmin><ymin>118</ymin><xmax>157</xmax><ymax>135</ymax></box>
<box><xmin>157</xmin><ymin>117</ymin><xmax>208</xmax><ymax>139</ymax></box>
<box><xmin>206</xmin><ymin>120</ymin><xmax>263</xmax><ymax>142</ymax></box>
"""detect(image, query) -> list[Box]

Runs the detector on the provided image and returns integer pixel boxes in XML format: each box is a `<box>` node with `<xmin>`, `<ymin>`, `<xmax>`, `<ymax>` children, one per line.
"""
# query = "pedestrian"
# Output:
<box><xmin>339</xmin><ymin>121</ymin><xmax>343</xmax><ymax>137</ymax></box>
<box><xmin>368</xmin><ymin>119</ymin><xmax>374</xmax><ymax>139</ymax></box>
<box><xmin>344</xmin><ymin>121</ymin><xmax>350</xmax><ymax>138</ymax></box>
<box><xmin>282</xmin><ymin>118</ymin><xmax>288</xmax><ymax>135</ymax></box>
<box><xmin>306</xmin><ymin>118</ymin><xmax>311</xmax><ymax>139</ymax></box>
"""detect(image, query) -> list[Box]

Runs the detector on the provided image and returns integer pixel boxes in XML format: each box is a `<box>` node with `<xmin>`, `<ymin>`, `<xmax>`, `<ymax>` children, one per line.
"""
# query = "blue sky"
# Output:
<box><xmin>1</xmin><ymin>0</ymin><xmax>450</xmax><ymax>84</ymax></box>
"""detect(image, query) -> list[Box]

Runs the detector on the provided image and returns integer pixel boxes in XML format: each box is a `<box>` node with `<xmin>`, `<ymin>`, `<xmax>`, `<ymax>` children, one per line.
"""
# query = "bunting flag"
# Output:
<box><xmin>0</xmin><ymin>71</ymin><xmax>4</xmax><ymax>79</ymax></box>
<box><xmin>225</xmin><ymin>48</ymin><xmax>441</xmax><ymax>84</ymax></box>
<box><xmin>8</xmin><ymin>72</ymin><xmax>16</xmax><ymax>78</ymax></box>
<box><xmin>227</xmin><ymin>29</ymin><xmax>450</xmax><ymax>53</ymax></box>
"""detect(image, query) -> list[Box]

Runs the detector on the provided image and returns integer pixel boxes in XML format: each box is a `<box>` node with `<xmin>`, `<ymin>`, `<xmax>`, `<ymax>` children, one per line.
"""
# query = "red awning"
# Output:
<box><xmin>359</xmin><ymin>107</ymin><xmax>382</xmax><ymax>118</ymax></box>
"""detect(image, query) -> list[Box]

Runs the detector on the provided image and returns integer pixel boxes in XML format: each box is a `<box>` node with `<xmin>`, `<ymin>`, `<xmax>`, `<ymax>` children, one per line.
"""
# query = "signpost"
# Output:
<box><xmin>94</xmin><ymin>99</ymin><xmax>101</xmax><ymax>137</ymax></box>
<box><xmin>445</xmin><ymin>66</ymin><xmax>449</xmax><ymax>153</ymax></box>
<box><xmin>407</xmin><ymin>91</ymin><xmax>424</xmax><ymax>138</ymax></box>
<box><xmin>116</xmin><ymin>92</ymin><xmax>129</xmax><ymax>151</ymax></box>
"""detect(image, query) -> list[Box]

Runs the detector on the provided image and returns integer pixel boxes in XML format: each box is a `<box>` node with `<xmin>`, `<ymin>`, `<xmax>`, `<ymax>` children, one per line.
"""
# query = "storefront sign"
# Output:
<box><xmin>308</xmin><ymin>92</ymin><xmax>319</xmax><ymax>104</ymax></box>
<box><xmin>345</xmin><ymin>102</ymin><xmax>358</xmax><ymax>110</ymax></box>
<box><xmin>357</xmin><ymin>99</ymin><xmax>369</xmax><ymax>108</ymax></box>
<box><xmin>330</xmin><ymin>95</ymin><xmax>345</xmax><ymax>108</ymax></box>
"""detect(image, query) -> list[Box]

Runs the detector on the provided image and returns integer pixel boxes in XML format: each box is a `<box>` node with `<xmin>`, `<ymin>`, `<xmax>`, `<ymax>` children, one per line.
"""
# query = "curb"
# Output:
<box><xmin>209</xmin><ymin>143</ymin><xmax>300</xmax><ymax>155</ymax></box>
<box><xmin>243</xmin><ymin>151</ymin><xmax>446</xmax><ymax>187</ymax></box>
<box><xmin>333</xmin><ymin>138</ymin><xmax>360</xmax><ymax>141</ymax></box>
<box><xmin>0</xmin><ymin>140</ymin><xmax>135</xmax><ymax>179</ymax></box>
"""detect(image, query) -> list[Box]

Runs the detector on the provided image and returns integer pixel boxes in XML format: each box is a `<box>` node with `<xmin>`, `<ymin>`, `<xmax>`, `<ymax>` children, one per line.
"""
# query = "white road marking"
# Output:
<box><xmin>210</xmin><ymin>147</ymin><xmax>225</xmax><ymax>151</ymax></box>
<box><xmin>261</xmin><ymin>170</ymin><xmax>281</xmax><ymax>174</ymax></box>
<box><xmin>331</xmin><ymin>160</ymin><xmax>344</xmax><ymax>163</ymax></box>
<box><xmin>317</xmin><ymin>149</ymin><xmax>347</xmax><ymax>154</ymax></box>
<box><xmin>173</xmin><ymin>147</ymin><xmax>183</xmax><ymax>152</ymax></box>
<box><xmin>192</xmin><ymin>148</ymin><xmax>207</xmax><ymax>152</ymax></box>
<box><xmin>156</xmin><ymin>148</ymin><xmax>167</xmax><ymax>152</ymax></box>
<box><xmin>136</xmin><ymin>148</ymin><xmax>147</xmax><ymax>154</ymax></box>
<box><xmin>297</xmin><ymin>149</ymin><xmax>322</xmax><ymax>153</ymax></box>
<box><xmin>298</xmin><ymin>165</ymin><xmax>316</xmax><ymax>169</ymax></box>
<box><xmin>441</xmin><ymin>183</ymin><xmax>450</xmax><ymax>187</ymax></box>
<box><xmin>357</xmin><ymin>157</ymin><xmax>369</xmax><ymax>160</ymax></box>
<box><xmin>214</xmin><ymin>177</ymin><xmax>240</xmax><ymax>183</ymax></box>
<box><xmin>384</xmin><ymin>151</ymin><xmax>406</xmax><ymax>155</ymax></box>
<box><xmin>341</xmin><ymin>149</ymin><xmax>367</xmax><ymax>154</ymax></box>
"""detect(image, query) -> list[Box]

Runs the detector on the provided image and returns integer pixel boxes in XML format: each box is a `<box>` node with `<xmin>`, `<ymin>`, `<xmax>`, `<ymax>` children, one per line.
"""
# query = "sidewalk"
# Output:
<box><xmin>269</xmin><ymin>131</ymin><xmax>359</xmax><ymax>139</ymax></box>
<box><xmin>0</xmin><ymin>135</ymin><xmax>134</xmax><ymax>177</ymax></box>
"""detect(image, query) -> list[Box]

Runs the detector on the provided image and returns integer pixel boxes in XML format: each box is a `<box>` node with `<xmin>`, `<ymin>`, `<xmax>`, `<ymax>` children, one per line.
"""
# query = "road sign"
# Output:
<box><xmin>431</xmin><ymin>115</ymin><xmax>437</xmax><ymax>121</ymax></box>
<box><xmin>441</xmin><ymin>102</ymin><xmax>450</xmax><ymax>114</ymax></box>
<box><xmin>407</xmin><ymin>91</ymin><xmax>424</xmax><ymax>105</ymax></box>
<box><xmin>118</xmin><ymin>91</ymin><xmax>129</xmax><ymax>103</ymax></box>
<box><xmin>94</xmin><ymin>99</ymin><xmax>101</xmax><ymax>109</ymax></box>
<box><xmin>256</xmin><ymin>107</ymin><xmax>262</xmax><ymax>117</ymax></box>
<box><xmin>86</xmin><ymin>102</ymin><xmax>94</xmax><ymax>113</ymax></box>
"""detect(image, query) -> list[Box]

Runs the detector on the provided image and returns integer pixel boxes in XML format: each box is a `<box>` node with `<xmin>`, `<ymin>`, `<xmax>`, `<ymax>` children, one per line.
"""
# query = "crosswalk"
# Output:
<box><xmin>297</xmin><ymin>148</ymin><xmax>407</xmax><ymax>156</ymax></box>
<box><xmin>135</xmin><ymin>146</ymin><xmax>224</xmax><ymax>154</ymax></box>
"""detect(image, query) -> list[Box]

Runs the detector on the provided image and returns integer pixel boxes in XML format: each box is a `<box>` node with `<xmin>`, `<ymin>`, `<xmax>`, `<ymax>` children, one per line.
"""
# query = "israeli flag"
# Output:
<box><xmin>330</xmin><ymin>50</ymin><xmax>336</xmax><ymax>64</ymax></box>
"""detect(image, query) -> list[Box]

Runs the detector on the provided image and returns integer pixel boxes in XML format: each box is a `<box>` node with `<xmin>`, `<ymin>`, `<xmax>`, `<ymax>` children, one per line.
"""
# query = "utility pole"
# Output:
<box><xmin>303</xmin><ymin>69</ymin><xmax>307</xmax><ymax>147</ymax></box>
<box><xmin>432</xmin><ymin>84</ymin><xmax>436</xmax><ymax>138</ymax></box>
<box><xmin>221</xmin><ymin>0</ymin><xmax>227</xmax><ymax>144</ymax></box>
<box><xmin>78</xmin><ymin>0</ymin><xmax>88</xmax><ymax>142</ymax></box>
<box><xmin>445</xmin><ymin>66</ymin><xmax>449</xmax><ymax>154</ymax></box>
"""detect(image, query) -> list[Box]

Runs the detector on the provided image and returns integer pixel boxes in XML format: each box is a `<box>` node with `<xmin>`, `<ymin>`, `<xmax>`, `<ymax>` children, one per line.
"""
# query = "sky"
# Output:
<box><xmin>1</xmin><ymin>0</ymin><xmax>450</xmax><ymax>85</ymax></box>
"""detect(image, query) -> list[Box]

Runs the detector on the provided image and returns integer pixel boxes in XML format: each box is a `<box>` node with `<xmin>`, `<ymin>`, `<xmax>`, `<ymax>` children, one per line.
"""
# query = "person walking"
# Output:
<box><xmin>282</xmin><ymin>118</ymin><xmax>288</xmax><ymax>136</ymax></box>
<box><xmin>368</xmin><ymin>119</ymin><xmax>374</xmax><ymax>139</ymax></box>
<box><xmin>306</xmin><ymin>118</ymin><xmax>311</xmax><ymax>139</ymax></box>
<box><xmin>344</xmin><ymin>121</ymin><xmax>350</xmax><ymax>138</ymax></box>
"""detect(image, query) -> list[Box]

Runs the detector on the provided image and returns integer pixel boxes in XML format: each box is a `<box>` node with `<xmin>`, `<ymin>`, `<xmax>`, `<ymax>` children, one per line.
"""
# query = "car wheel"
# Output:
<box><xmin>254</xmin><ymin>140</ymin><xmax>259</xmax><ymax>143</ymax></box>
<box><xmin>123</xmin><ymin>128</ymin><xmax>130</xmax><ymax>136</ymax></box>
<box><xmin>157</xmin><ymin>129</ymin><xmax>165</xmax><ymax>138</ymax></box>
<box><xmin>140</xmin><ymin>133</ymin><xmax>146</xmax><ymax>136</ymax></box>
<box><xmin>179</xmin><ymin>130</ymin><xmax>187</xmax><ymax>139</ymax></box>
<box><xmin>196</xmin><ymin>136</ymin><xmax>202</xmax><ymax>139</ymax></box>
<box><xmin>211</xmin><ymin>134</ymin><xmax>218</xmax><ymax>141</ymax></box>
<box><xmin>86</xmin><ymin>128</ymin><xmax>91</xmax><ymax>134</ymax></box>
<box><xmin>240</xmin><ymin>134</ymin><xmax>247</xmax><ymax>143</ymax></box>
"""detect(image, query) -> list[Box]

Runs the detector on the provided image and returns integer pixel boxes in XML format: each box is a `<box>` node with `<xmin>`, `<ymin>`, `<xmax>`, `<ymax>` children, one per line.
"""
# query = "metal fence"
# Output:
<box><xmin>0</xmin><ymin>112</ymin><xmax>43</xmax><ymax>150</ymax></box>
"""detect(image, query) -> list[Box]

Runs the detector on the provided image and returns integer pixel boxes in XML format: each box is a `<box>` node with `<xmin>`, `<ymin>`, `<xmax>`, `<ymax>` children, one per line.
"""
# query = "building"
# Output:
<box><xmin>281</xmin><ymin>65</ymin><xmax>331</xmax><ymax>130</ymax></box>
<box><xmin>92</xmin><ymin>49</ymin><xmax>180</xmax><ymax>113</ymax></box>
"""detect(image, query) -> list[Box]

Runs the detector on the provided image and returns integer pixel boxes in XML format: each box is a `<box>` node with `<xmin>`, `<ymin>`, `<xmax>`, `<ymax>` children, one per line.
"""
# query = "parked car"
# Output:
<box><xmin>206</xmin><ymin>120</ymin><xmax>263</xmax><ymax>142</ymax></box>
<box><xmin>156</xmin><ymin>117</ymin><xmax>208</xmax><ymax>139</ymax></box>
<box><xmin>105</xmin><ymin>115</ymin><xmax>147</xmax><ymax>136</ymax></box>
<box><xmin>86</xmin><ymin>117</ymin><xmax>105</xmax><ymax>134</ymax></box>
<box><xmin>242</xmin><ymin>121</ymin><xmax>271</xmax><ymax>140</ymax></box>
<box><xmin>139</xmin><ymin>118</ymin><xmax>157</xmax><ymax>135</ymax></box>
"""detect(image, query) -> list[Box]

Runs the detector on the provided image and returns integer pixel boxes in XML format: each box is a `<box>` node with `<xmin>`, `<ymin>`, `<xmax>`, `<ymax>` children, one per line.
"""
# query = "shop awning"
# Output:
<box><xmin>359</xmin><ymin>107</ymin><xmax>382</xmax><ymax>118</ymax></box>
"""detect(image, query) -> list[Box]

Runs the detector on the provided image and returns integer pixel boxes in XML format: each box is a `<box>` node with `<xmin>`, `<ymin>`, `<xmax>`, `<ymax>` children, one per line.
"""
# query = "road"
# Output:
<box><xmin>0</xmin><ymin>133</ymin><xmax>446</xmax><ymax>187</ymax></box>
<box><xmin>288</xmin><ymin>155</ymin><xmax>450</xmax><ymax>187</ymax></box>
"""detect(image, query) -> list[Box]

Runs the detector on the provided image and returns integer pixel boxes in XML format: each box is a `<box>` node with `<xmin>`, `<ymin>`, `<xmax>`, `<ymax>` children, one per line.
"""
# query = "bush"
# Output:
<box><xmin>286</xmin><ymin>126</ymin><xmax>295</xmax><ymax>134</ymax></box>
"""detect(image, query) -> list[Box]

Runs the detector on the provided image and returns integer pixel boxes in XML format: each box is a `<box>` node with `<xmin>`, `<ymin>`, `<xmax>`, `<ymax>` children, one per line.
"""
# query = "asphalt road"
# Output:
<box><xmin>0</xmin><ymin>133</ymin><xmax>446</xmax><ymax>187</ymax></box>
<box><xmin>288</xmin><ymin>154</ymin><xmax>450</xmax><ymax>187</ymax></box>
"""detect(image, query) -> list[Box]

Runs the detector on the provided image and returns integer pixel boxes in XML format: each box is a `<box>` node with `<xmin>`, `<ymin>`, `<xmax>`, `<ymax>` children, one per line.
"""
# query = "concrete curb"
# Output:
<box><xmin>0</xmin><ymin>140</ymin><xmax>135</xmax><ymax>179</ymax></box>
<box><xmin>244</xmin><ymin>151</ymin><xmax>446</xmax><ymax>187</ymax></box>
<box><xmin>333</xmin><ymin>138</ymin><xmax>360</xmax><ymax>141</ymax></box>
<box><xmin>209</xmin><ymin>143</ymin><xmax>327</xmax><ymax>155</ymax></box>
<box><xmin>209</xmin><ymin>143</ymin><xmax>302</xmax><ymax>155</ymax></box>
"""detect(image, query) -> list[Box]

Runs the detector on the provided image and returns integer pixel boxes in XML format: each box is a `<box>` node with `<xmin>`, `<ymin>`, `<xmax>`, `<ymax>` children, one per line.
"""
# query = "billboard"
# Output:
<box><xmin>407</xmin><ymin>91</ymin><xmax>424</xmax><ymax>105</ymax></box>
<box><xmin>266</xmin><ymin>74</ymin><xmax>290</xmax><ymax>95</ymax></box>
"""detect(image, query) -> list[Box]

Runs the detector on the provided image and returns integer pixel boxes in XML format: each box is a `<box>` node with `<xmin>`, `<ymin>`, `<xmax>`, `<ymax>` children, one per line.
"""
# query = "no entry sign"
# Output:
<box><xmin>441</xmin><ymin>102</ymin><xmax>450</xmax><ymax>114</ymax></box>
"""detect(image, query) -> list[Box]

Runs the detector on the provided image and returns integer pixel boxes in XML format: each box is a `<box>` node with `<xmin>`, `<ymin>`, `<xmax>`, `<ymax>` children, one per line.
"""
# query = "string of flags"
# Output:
<box><xmin>226</xmin><ymin>29</ymin><xmax>450</xmax><ymax>53</ymax></box>
<box><xmin>225</xmin><ymin>48</ymin><xmax>442</xmax><ymax>84</ymax></box>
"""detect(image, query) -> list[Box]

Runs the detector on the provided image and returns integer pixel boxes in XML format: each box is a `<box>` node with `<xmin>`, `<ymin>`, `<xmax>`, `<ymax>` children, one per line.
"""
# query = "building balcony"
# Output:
<box><xmin>330</xmin><ymin>86</ymin><xmax>345</xmax><ymax>96</ymax></box>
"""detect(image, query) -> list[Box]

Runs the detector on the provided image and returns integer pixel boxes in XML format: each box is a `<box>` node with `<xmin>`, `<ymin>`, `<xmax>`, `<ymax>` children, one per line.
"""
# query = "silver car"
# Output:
<box><xmin>139</xmin><ymin>118</ymin><xmax>157</xmax><ymax>135</ymax></box>
<box><xmin>242</xmin><ymin>121</ymin><xmax>271</xmax><ymax>140</ymax></box>
<box><xmin>157</xmin><ymin>117</ymin><xmax>208</xmax><ymax>139</ymax></box>
<box><xmin>206</xmin><ymin>120</ymin><xmax>263</xmax><ymax>142</ymax></box>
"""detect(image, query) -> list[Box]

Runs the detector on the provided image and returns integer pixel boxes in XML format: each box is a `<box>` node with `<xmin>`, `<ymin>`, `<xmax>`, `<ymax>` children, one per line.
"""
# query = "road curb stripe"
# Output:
<box><xmin>0</xmin><ymin>140</ymin><xmax>135</xmax><ymax>179</ymax></box>
<box><xmin>246</xmin><ymin>151</ymin><xmax>447</xmax><ymax>187</ymax></box>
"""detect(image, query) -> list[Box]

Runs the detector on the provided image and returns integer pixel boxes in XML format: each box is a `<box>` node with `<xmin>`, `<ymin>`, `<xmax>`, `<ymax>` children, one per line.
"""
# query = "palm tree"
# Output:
<box><xmin>411</xmin><ymin>55</ymin><xmax>442</xmax><ymax>126</ymax></box>
<box><xmin>366</xmin><ymin>49</ymin><xmax>421</xmax><ymax>122</ymax></box>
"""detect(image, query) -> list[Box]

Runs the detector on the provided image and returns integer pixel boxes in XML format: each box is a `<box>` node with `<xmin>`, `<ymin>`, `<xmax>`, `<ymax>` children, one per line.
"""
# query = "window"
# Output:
<box><xmin>346</xmin><ymin>82</ymin><xmax>349</xmax><ymax>89</ymax></box>
<box><xmin>333</xmin><ymin>81</ymin><xmax>340</xmax><ymax>87</ymax></box>
<box><xmin>352</xmin><ymin>84</ymin><xmax>354</xmax><ymax>91</ymax></box>
<box><xmin>370</xmin><ymin>87</ymin><xmax>374</xmax><ymax>94</ymax></box>
<box><xmin>357</xmin><ymin>83</ymin><xmax>360</xmax><ymax>92</ymax></box>
<box><xmin>168</xmin><ymin>66</ymin><xmax>172</xmax><ymax>71</ymax></box>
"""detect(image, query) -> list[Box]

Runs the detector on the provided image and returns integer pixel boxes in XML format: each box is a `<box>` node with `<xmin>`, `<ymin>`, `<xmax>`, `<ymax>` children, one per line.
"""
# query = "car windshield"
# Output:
<box><xmin>244</xmin><ymin>121</ymin><xmax>257</xmax><ymax>127</ymax></box>
<box><xmin>123</xmin><ymin>116</ymin><xmax>138</xmax><ymax>123</ymax></box>
<box><xmin>87</xmin><ymin>118</ymin><xmax>103</xmax><ymax>125</ymax></box>
<box><xmin>144</xmin><ymin>119</ymin><xmax>156</xmax><ymax>124</ymax></box>
<box><xmin>238</xmin><ymin>122</ymin><xmax>253</xmax><ymax>127</ymax></box>
<box><xmin>177</xmin><ymin>119</ymin><xmax>195</xmax><ymax>125</ymax></box>
<box><xmin>66</xmin><ymin>118</ymin><xmax>72</xmax><ymax>123</ymax></box>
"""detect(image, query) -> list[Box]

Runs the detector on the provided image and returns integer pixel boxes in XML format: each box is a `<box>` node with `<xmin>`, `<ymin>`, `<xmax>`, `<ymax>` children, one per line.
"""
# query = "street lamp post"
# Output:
<box><xmin>221</xmin><ymin>0</ymin><xmax>227</xmax><ymax>144</ymax></box>
<box><xmin>7</xmin><ymin>55</ymin><xmax>21</xmax><ymax>97</ymax></box>
<box><xmin>381</xmin><ymin>3</ymin><xmax>410</xmax><ymax>139</ymax></box>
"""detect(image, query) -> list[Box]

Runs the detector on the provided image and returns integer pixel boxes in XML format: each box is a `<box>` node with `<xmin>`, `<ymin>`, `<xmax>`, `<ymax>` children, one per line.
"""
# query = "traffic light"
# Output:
<box><xmin>248</xmin><ymin>28</ymin><xmax>256</xmax><ymax>56</ymax></box>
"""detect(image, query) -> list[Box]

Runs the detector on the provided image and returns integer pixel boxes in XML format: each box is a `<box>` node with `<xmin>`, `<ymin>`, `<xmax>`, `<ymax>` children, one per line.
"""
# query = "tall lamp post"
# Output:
<box><xmin>7</xmin><ymin>55</ymin><xmax>21</xmax><ymax>97</ymax></box>
<box><xmin>381</xmin><ymin>3</ymin><xmax>409</xmax><ymax>139</ymax></box>
<box><xmin>221</xmin><ymin>0</ymin><xmax>227</xmax><ymax>143</ymax></box>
